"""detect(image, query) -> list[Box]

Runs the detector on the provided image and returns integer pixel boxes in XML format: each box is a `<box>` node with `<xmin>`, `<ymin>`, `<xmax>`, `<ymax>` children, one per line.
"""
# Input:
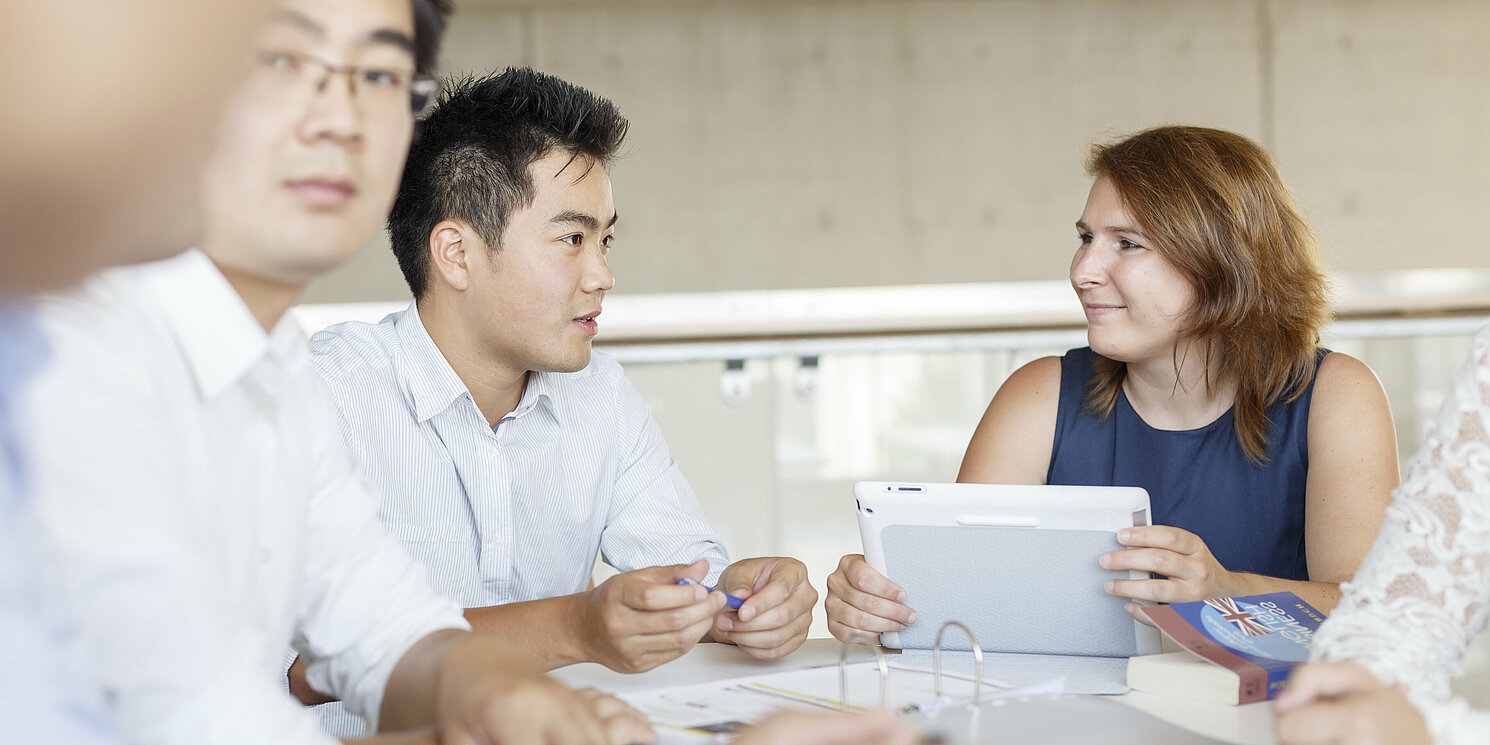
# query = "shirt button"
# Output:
<box><xmin>260</xmin><ymin>548</ymin><xmax>272</xmax><ymax>564</ymax></box>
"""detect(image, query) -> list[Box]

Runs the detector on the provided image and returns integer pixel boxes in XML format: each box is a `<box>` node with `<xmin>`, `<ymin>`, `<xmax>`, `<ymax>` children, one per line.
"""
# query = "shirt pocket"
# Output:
<box><xmin>382</xmin><ymin>520</ymin><xmax>480</xmax><ymax>599</ymax></box>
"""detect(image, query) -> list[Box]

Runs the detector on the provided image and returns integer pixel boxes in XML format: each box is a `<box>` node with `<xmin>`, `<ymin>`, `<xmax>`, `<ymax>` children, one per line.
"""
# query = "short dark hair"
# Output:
<box><xmin>388</xmin><ymin>67</ymin><xmax>630</xmax><ymax>298</ymax></box>
<box><xmin>411</xmin><ymin>0</ymin><xmax>453</xmax><ymax>75</ymax></box>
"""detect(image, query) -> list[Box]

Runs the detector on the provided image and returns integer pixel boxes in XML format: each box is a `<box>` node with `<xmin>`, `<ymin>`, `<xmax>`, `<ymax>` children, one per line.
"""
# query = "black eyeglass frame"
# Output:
<box><xmin>255</xmin><ymin>49</ymin><xmax>442</xmax><ymax>117</ymax></box>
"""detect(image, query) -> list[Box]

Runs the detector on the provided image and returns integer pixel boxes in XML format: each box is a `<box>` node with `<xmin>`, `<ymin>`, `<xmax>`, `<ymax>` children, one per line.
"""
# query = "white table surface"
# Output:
<box><xmin>550</xmin><ymin>638</ymin><xmax>1277</xmax><ymax>745</ymax></box>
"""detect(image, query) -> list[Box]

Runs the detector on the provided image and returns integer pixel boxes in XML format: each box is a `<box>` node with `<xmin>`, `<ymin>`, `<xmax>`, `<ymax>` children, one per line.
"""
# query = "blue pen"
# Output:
<box><xmin>676</xmin><ymin>578</ymin><xmax>745</xmax><ymax>610</ymax></box>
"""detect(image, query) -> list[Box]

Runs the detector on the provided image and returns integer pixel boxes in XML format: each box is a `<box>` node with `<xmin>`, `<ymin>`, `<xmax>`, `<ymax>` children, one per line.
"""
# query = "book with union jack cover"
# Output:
<box><xmin>1134</xmin><ymin>592</ymin><xmax>1326</xmax><ymax>704</ymax></box>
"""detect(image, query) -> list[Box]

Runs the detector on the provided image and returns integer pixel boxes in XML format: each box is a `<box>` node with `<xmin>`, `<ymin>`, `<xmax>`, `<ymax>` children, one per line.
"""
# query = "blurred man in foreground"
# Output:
<box><xmin>0</xmin><ymin>1</ymin><xmax>263</xmax><ymax>741</ymax></box>
<box><xmin>22</xmin><ymin>1</ymin><xmax>649</xmax><ymax>743</ymax></box>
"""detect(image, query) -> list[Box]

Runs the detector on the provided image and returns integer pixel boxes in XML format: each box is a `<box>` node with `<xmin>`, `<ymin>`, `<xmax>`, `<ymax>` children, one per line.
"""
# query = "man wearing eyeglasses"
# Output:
<box><xmin>23</xmin><ymin>1</ymin><xmax>650</xmax><ymax>744</ymax></box>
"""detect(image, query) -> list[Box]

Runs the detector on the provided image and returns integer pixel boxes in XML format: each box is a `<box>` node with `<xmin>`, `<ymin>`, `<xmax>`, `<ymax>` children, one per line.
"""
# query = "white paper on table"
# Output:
<box><xmin>896</xmin><ymin>649</ymin><xmax>1130</xmax><ymax>695</ymax></box>
<box><xmin>620</xmin><ymin>661</ymin><xmax>1066</xmax><ymax>741</ymax></box>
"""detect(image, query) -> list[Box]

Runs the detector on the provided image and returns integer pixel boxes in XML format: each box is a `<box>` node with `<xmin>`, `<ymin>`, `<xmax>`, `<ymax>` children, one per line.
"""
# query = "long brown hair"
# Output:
<box><xmin>1082</xmin><ymin>126</ymin><xmax>1329</xmax><ymax>465</ymax></box>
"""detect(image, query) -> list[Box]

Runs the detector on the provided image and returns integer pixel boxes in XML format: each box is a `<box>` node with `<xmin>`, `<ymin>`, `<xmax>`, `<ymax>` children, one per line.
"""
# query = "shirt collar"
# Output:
<box><xmin>512</xmin><ymin>367</ymin><xmax>553</xmax><ymax>420</ymax></box>
<box><xmin>394</xmin><ymin>301</ymin><xmax>553</xmax><ymax>424</ymax></box>
<box><xmin>396</xmin><ymin>301</ymin><xmax>475</xmax><ymax>423</ymax></box>
<box><xmin>138</xmin><ymin>249</ymin><xmax>308</xmax><ymax>400</ymax></box>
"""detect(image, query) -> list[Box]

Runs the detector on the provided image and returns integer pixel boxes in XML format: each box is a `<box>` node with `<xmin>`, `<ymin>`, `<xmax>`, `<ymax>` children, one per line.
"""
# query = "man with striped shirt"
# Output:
<box><xmin>296</xmin><ymin>68</ymin><xmax>818</xmax><ymax>736</ymax></box>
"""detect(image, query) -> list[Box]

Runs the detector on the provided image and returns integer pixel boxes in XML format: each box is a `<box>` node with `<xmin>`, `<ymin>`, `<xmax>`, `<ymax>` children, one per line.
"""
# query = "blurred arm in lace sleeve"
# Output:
<box><xmin>1309</xmin><ymin>327</ymin><xmax>1490</xmax><ymax>743</ymax></box>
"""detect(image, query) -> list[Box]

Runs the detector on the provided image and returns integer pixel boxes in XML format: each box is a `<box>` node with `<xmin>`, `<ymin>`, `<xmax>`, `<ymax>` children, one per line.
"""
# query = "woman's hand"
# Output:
<box><xmin>1099</xmin><ymin>526</ymin><xmax>1240</xmax><ymax>612</ymax></box>
<box><xmin>1274</xmin><ymin>662</ymin><xmax>1430</xmax><ymax>745</ymax></box>
<box><xmin>824</xmin><ymin>554</ymin><xmax>917</xmax><ymax>643</ymax></box>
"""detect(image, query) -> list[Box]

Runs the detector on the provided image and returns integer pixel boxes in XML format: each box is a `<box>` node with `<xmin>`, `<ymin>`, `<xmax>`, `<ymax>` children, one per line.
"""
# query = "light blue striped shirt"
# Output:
<box><xmin>306</xmin><ymin>302</ymin><xmax>730</xmax><ymax>735</ymax></box>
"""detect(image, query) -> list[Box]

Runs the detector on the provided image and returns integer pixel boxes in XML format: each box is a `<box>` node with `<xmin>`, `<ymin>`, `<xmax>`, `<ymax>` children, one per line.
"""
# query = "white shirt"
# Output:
<box><xmin>24</xmin><ymin>251</ymin><xmax>470</xmax><ymax>745</ymax></box>
<box><xmin>307</xmin><ymin>303</ymin><xmax>729</xmax><ymax>735</ymax></box>
<box><xmin>1</xmin><ymin>301</ymin><xmax>117</xmax><ymax>745</ymax></box>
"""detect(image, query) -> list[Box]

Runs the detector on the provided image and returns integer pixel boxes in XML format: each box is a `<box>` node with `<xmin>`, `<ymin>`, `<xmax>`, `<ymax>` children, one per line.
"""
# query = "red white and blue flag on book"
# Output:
<box><xmin>1138</xmin><ymin>592</ymin><xmax>1326</xmax><ymax>703</ymax></box>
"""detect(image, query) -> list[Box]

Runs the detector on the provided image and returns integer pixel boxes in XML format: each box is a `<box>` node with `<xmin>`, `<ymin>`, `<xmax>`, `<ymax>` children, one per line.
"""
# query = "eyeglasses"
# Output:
<box><xmin>253</xmin><ymin>49</ymin><xmax>440</xmax><ymax>118</ymax></box>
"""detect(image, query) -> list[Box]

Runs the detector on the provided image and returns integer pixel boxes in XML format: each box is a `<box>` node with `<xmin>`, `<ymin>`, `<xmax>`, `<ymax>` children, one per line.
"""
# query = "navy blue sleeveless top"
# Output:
<box><xmin>1047</xmin><ymin>347</ymin><xmax>1325</xmax><ymax>581</ymax></box>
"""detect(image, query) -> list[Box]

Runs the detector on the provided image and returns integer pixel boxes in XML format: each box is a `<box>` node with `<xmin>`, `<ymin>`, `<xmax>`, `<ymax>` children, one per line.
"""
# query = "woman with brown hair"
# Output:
<box><xmin>826</xmin><ymin>126</ymin><xmax>1400</xmax><ymax>641</ymax></box>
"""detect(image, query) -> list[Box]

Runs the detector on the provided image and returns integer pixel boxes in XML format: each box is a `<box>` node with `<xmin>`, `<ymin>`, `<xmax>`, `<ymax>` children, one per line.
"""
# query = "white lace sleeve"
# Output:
<box><xmin>1311</xmin><ymin>326</ymin><xmax>1490</xmax><ymax>744</ymax></box>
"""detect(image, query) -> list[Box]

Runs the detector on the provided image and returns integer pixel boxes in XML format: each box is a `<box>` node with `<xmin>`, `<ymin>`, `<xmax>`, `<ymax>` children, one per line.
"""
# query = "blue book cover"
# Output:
<box><xmin>1138</xmin><ymin>591</ymin><xmax>1326</xmax><ymax>703</ymax></box>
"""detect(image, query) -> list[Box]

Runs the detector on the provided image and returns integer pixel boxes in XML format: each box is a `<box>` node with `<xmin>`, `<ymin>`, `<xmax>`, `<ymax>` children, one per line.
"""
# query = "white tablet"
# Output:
<box><xmin>855</xmin><ymin>481</ymin><xmax>1160</xmax><ymax>657</ymax></box>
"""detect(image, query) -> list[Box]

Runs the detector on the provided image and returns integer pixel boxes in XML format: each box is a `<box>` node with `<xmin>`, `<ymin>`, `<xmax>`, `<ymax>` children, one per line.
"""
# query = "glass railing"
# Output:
<box><xmin>292</xmin><ymin>269</ymin><xmax>1490</xmax><ymax>642</ymax></box>
<box><xmin>616</xmin><ymin>319</ymin><xmax>1485</xmax><ymax>639</ymax></box>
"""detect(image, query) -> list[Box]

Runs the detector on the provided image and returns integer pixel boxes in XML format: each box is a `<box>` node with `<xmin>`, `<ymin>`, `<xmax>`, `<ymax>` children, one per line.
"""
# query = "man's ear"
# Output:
<box><xmin>428</xmin><ymin>220</ymin><xmax>472</xmax><ymax>292</ymax></box>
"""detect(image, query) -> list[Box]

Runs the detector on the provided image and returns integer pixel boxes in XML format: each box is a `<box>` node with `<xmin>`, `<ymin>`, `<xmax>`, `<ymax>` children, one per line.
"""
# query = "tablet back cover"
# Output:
<box><xmin>882</xmin><ymin>524</ymin><xmax>1138</xmax><ymax>657</ymax></box>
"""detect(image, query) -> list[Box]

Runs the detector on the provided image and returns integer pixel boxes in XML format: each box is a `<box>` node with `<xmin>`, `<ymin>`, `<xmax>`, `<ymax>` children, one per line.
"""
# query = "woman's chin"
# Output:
<box><xmin>1086</xmin><ymin>335</ymin><xmax>1131</xmax><ymax>362</ymax></box>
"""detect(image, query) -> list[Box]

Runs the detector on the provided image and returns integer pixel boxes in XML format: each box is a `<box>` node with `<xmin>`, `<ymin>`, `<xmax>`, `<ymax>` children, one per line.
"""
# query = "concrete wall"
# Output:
<box><xmin>301</xmin><ymin>0</ymin><xmax>1490</xmax><ymax>692</ymax></box>
<box><xmin>305</xmin><ymin>0</ymin><xmax>1490</xmax><ymax>303</ymax></box>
